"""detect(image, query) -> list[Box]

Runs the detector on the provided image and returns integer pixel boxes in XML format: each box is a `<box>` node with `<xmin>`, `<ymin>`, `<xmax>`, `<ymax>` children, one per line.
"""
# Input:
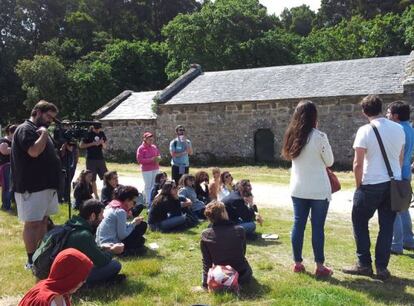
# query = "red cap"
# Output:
<box><xmin>143</xmin><ymin>132</ymin><xmax>153</xmax><ymax>139</ymax></box>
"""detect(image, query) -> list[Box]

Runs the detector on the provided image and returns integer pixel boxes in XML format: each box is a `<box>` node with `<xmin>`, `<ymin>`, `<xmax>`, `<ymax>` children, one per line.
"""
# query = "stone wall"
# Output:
<box><xmin>155</xmin><ymin>94</ymin><xmax>405</xmax><ymax>167</ymax></box>
<box><xmin>100</xmin><ymin>119</ymin><xmax>157</xmax><ymax>161</ymax></box>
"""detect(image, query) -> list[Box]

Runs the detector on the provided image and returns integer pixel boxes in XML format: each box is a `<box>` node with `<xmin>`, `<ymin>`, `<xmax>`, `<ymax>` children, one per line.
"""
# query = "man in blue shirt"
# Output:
<box><xmin>169</xmin><ymin>125</ymin><xmax>193</xmax><ymax>183</ymax></box>
<box><xmin>386</xmin><ymin>101</ymin><xmax>414</xmax><ymax>254</ymax></box>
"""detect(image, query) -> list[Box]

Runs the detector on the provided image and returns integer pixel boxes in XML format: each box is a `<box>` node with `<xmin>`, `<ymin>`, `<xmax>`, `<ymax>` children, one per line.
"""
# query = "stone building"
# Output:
<box><xmin>93</xmin><ymin>51</ymin><xmax>414</xmax><ymax>167</ymax></box>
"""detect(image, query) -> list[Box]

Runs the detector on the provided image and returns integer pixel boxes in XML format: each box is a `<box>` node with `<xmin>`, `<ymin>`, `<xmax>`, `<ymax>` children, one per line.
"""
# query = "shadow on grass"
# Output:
<box><xmin>401</xmin><ymin>253</ymin><xmax>414</xmax><ymax>259</ymax></box>
<box><xmin>240</xmin><ymin>277</ymin><xmax>272</xmax><ymax>300</ymax></box>
<box><xmin>209</xmin><ymin>277</ymin><xmax>271</xmax><ymax>303</ymax></box>
<box><xmin>247</xmin><ymin>237</ymin><xmax>282</xmax><ymax>247</ymax></box>
<box><xmin>119</xmin><ymin>247</ymin><xmax>165</xmax><ymax>262</ymax></box>
<box><xmin>321</xmin><ymin>275</ymin><xmax>414</xmax><ymax>304</ymax></box>
<box><xmin>74</xmin><ymin>279</ymin><xmax>148</xmax><ymax>303</ymax></box>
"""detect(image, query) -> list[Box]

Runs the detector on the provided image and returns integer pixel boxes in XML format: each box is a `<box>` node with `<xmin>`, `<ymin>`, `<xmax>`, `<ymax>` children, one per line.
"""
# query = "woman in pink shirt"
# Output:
<box><xmin>136</xmin><ymin>132</ymin><xmax>161</xmax><ymax>206</ymax></box>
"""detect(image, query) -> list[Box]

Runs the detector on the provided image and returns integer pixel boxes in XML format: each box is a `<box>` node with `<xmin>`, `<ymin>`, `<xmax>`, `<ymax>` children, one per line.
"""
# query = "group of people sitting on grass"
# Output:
<box><xmin>19</xmin><ymin>169</ymin><xmax>261</xmax><ymax>304</ymax></box>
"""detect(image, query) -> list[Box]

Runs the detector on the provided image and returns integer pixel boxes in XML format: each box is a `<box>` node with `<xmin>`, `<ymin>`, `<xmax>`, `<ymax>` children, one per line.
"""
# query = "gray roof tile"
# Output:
<box><xmin>164</xmin><ymin>55</ymin><xmax>409</xmax><ymax>105</ymax></box>
<box><xmin>100</xmin><ymin>90</ymin><xmax>158</xmax><ymax>120</ymax></box>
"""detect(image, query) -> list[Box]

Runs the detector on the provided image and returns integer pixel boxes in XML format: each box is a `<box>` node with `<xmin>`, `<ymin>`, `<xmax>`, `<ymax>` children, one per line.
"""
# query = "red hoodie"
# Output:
<box><xmin>19</xmin><ymin>248</ymin><xmax>93</xmax><ymax>306</ymax></box>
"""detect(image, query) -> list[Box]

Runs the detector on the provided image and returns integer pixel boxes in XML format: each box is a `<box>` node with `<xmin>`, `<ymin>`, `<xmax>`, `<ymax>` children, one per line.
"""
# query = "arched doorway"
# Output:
<box><xmin>254</xmin><ymin>129</ymin><xmax>275</xmax><ymax>163</ymax></box>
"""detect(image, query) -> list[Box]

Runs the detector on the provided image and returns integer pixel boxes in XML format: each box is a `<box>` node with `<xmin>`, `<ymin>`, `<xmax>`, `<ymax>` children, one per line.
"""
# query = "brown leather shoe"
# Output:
<box><xmin>342</xmin><ymin>264</ymin><xmax>373</xmax><ymax>276</ymax></box>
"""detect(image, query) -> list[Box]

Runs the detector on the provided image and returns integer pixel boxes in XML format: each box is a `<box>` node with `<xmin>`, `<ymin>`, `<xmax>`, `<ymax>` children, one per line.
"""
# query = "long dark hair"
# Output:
<box><xmin>152</xmin><ymin>180</ymin><xmax>177</xmax><ymax>207</ymax></box>
<box><xmin>281</xmin><ymin>100</ymin><xmax>317</xmax><ymax>160</ymax></box>
<box><xmin>103</xmin><ymin>171</ymin><xmax>117</xmax><ymax>187</ymax></box>
<box><xmin>76</xmin><ymin>169</ymin><xmax>93</xmax><ymax>185</ymax></box>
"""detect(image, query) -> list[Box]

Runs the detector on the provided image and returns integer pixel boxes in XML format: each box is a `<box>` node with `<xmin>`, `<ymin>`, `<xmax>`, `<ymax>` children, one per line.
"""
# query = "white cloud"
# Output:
<box><xmin>259</xmin><ymin>0</ymin><xmax>321</xmax><ymax>16</ymax></box>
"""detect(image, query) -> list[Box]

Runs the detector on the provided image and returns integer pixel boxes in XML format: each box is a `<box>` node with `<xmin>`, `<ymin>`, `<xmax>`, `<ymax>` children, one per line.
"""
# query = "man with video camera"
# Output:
<box><xmin>11</xmin><ymin>100</ymin><xmax>61</xmax><ymax>269</ymax></box>
<box><xmin>56</xmin><ymin>120</ymin><xmax>79</xmax><ymax>203</ymax></box>
<box><xmin>79</xmin><ymin>122</ymin><xmax>108</xmax><ymax>199</ymax></box>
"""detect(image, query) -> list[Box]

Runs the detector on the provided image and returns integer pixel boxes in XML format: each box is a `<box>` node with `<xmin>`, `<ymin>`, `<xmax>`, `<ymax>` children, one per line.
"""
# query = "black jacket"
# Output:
<box><xmin>222</xmin><ymin>191</ymin><xmax>255</xmax><ymax>224</ymax></box>
<box><xmin>200</xmin><ymin>220</ymin><xmax>252</xmax><ymax>287</ymax></box>
<box><xmin>101</xmin><ymin>185</ymin><xmax>114</xmax><ymax>206</ymax></box>
<box><xmin>73</xmin><ymin>182</ymin><xmax>93</xmax><ymax>208</ymax></box>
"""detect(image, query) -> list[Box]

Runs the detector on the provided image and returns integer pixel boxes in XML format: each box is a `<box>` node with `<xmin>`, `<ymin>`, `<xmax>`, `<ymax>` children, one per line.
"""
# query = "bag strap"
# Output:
<box><xmin>370</xmin><ymin>123</ymin><xmax>394</xmax><ymax>179</ymax></box>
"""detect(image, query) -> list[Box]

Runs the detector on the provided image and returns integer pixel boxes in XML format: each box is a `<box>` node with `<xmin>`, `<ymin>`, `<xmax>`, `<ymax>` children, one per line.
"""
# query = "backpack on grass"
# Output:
<box><xmin>32</xmin><ymin>224</ymin><xmax>76</xmax><ymax>279</ymax></box>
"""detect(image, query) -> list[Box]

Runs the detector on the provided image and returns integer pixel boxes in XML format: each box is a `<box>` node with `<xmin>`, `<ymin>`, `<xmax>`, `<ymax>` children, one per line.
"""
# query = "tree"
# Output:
<box><xmin>68</xmin><ymin>58</ymin><xmax>116</xmax><ymax>118</ymax></box>
<box><xmin>353</xmin><ymin>0</ymin><xmax>413</xmax><ymax>19</ymax></box>
<box><xmin>280</xmin><ymin>5</ymin><xmax>316</xmax><ymax>36</ymax></box>
<box><xmin>163</xmin><ymin>0</ymin><xmax>285</xmax><ymax>79</ymax></box>
<box><xmin>299</xmin><ymin>13</ymin><xmax>408</xmax><ymax>63</ymax></box>
<box><xmin>316</xmin><ymin>0</ymin><xmax>353</xmax><ymax>27</ymax></box>
<box><xmin>401</xmin><ymin>4</ymin><xmax>414</xmax><ymax>49</ymax></box>
<box><xmin>15</xmin><ymin>55</ymin><xmax>68</xmax><ymax>111</ymax></box>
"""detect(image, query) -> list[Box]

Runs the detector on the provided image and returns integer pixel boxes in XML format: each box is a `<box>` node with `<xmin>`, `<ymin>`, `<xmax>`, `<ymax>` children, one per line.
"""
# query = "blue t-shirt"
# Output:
<box><xmin>400</xmin><ymin>121</ymin><xmax>414</xmax><ymax>180</ymax></box>
<box><xmin>169</xmin><ymin>137</ymin><xmax>191</xmax><ymax>166</ymax></box>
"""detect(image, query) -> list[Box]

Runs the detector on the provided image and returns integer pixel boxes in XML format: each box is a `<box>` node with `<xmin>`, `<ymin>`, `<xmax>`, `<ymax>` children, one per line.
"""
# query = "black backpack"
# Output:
<box><xmin>32</xmin><ymin>224</ymin><xmax>76</xmax><ymax>279</ymax></box>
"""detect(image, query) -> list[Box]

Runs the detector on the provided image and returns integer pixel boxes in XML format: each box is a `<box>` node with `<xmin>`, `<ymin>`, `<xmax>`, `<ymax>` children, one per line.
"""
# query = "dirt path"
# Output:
<box><xmin>88</xmin><ymin>173</ymin><xmax>355</xmax><ymax>215</ymax></box>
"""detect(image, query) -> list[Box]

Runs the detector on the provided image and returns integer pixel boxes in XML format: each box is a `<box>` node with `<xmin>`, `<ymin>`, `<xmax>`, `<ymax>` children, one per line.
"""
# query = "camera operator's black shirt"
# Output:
<box><xmin>11</xmin><ymin>120</ymin><xmax>61</xmax><ymax>193</ymax></box>
<box><xmin>82</xmin><ymin>131</ymin><xmax>106</xmax><ymax>160</ymax></box>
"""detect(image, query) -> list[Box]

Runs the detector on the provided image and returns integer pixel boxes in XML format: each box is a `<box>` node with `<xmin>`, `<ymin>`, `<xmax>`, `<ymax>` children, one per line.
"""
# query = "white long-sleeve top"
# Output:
<box><xmin>290</xmin><ymin>129</ymin><xmax>334</xmax><ymax>201</ymax></box>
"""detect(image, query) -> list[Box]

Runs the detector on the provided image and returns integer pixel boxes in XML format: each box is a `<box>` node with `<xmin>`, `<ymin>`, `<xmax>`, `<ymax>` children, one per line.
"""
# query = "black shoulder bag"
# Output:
<box><xmin>371</xmin><ymin>123</ymin><xmax>412</xmax><ymax>212</ymax></box>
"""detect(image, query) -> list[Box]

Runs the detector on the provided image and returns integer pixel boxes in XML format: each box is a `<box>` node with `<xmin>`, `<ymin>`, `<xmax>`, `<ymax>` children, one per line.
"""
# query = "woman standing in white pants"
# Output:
<box><xmin>136</xmin><ymin>132</ymin><xmax>161</xmax><ymax>206</ymax></box>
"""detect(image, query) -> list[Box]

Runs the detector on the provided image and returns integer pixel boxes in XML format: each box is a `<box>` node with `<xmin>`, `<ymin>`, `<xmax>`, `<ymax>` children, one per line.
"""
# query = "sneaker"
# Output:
<box><xmin>342</xmin><ymin>264</ymin><xmax>373</xmax><ymax>276</ymax></box>
<box><xmin>292</xmin><ymin>263</ymin><xmax>306</xmax><ymax>273</ymax></box>
<box><xmin>315</xmin><ymin>266</ymin><xmax>333</xmax><ymax>277</ymax></box>
<box><xmin>24</xmin><ymin>263</ymin><xmax>33</xmax><ymax>271</ymax></box>
<box><xmin>376</xmin><ymin>268</ymin><xmax>391</xmax><ymax>281</ymax></box>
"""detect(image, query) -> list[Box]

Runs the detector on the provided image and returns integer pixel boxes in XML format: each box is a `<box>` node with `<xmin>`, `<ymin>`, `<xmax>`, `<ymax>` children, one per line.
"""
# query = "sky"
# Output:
<box><xmin>259</xmin><ymin>0</ymin><xmax>321</xmax><ymax>16</ymax></box>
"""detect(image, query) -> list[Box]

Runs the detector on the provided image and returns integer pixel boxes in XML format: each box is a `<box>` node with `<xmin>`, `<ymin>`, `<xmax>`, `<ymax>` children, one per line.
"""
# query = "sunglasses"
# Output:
<box><xmin>225</xmin><ymin>175</ymin><xmax>232</xmax><ymax>179</ymax></box>
<box><xmin>178</xmin><ymin>129</ymin><xmax>185</xmax><ymax>132</ymax></box>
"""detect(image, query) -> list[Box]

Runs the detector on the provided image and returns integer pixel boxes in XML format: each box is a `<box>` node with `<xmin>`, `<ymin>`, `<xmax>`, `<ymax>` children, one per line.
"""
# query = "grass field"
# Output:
<box><xmin>1</xmin><ymin>206</ymin><xmax>414</xmax><ymax>305</ymax></box>
<box><xmin>1</xmin><ymin>162</ymin><xmax>413</xmax><ymax>305</ymax></box>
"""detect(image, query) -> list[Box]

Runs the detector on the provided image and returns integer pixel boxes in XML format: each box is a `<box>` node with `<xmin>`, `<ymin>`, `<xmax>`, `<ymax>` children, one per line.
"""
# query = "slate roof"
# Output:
<box><xmin>164</xmin><ymin>55</ymin><xmax>410</xmax><ymax>105</ymax></box>
<box><xmin>100</xmin><ymin>90</ymin><xmax>158</xmax><ymax>120</ymax></box>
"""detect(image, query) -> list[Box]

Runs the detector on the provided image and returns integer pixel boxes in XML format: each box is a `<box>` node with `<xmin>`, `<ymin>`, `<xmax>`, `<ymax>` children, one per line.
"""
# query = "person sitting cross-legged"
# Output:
<box><xmin>221</xmin><ymin>179</ymin><xmax>263</xmax><ymax>239</ymax></box>
<box><xmin>178</xmin><ymin>174</ymin><xmax>206</xmax><ymax>219</ymax></box>
<box><xmin>96</xmin><ymin>185</ymin><xmax>147</xmax><ymax>256</ymax></box>
<box><xmin>149</xmin><ymin>172</ymin><xmax>168</xmax><ymax>209</ymax></box>
<box><xmin>200</xmin><ymin>201</ymin><xmax>252</xmax><ymax>290</ymax></box>
<box><xmin>73</xmin><ymin>169</ymin><xmax>93</xmax><ymax>210</ymax></box>
<box><xmin>101</xmin><ymin>171</ymin><xmax>119</xmax><ymax>206</ymax></box>
<box><xmin>63</xmin><ymin>199</ymin><xmax>124</xmax><ymax>286</ymax></box>
<box><xmin>148</xmin><ymin>180</ymin><xmax>196</xmax><ymax>232</ymax></box>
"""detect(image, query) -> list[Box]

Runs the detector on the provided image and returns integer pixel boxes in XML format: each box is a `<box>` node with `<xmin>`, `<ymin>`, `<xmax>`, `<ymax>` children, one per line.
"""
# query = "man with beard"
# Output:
<box><xmin>11</xmin><ymin>101</ymin><xmax>62</xmax><ymax>269</ymax></box>
<box><xmin>63</xmin><ymin>199</ymin><xmax>125</xmax><ymax>286</ymax></box>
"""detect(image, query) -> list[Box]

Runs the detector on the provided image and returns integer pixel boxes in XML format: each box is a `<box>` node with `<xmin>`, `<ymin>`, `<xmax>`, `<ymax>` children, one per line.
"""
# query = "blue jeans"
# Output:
<box><xmin>1</xmin><ymin>163</ymin><xmax>11</xmax><ymax>210</ymax></box>
<box><xmin>391</xmin><ymin>210</ymin><xmax>414</xmax><ymax>252</ymax></box>
<box><xmin>151</xmin><ymin>215</ymin><xmax>186</xmax><ymax>232</ymax></box>
<box><xmin>291</xmin><ymin>197</ymin><xmax>329</xmax><ymax>263</ymax></box>
<box><xmin>238</xmin><ymin>221</ymin><xmax>256</xmax><ymax>234</ymax></box>
<box><xmin>352</xmin><ymin>182</ymin><xmax>396</xmax><ymax>269</ymax></box>
<box><xmin>86</xmin><ymin>259</ymin><xmax>122</xmax><ymax>285</ymax></box>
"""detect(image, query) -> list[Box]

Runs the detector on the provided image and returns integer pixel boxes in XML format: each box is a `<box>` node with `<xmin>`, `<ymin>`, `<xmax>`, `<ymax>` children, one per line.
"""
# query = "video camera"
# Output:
<box><xmin>53</xmin><ymin>119</ymin><xmax>101</xmax><ymax>146</ymax></box>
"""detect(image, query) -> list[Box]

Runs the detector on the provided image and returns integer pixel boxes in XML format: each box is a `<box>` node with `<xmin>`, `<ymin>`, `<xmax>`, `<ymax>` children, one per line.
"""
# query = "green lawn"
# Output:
<box><xmin>1</xmin><ymin>206</ymin><xmax>414</xmax><ymax>305</ymax></box>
